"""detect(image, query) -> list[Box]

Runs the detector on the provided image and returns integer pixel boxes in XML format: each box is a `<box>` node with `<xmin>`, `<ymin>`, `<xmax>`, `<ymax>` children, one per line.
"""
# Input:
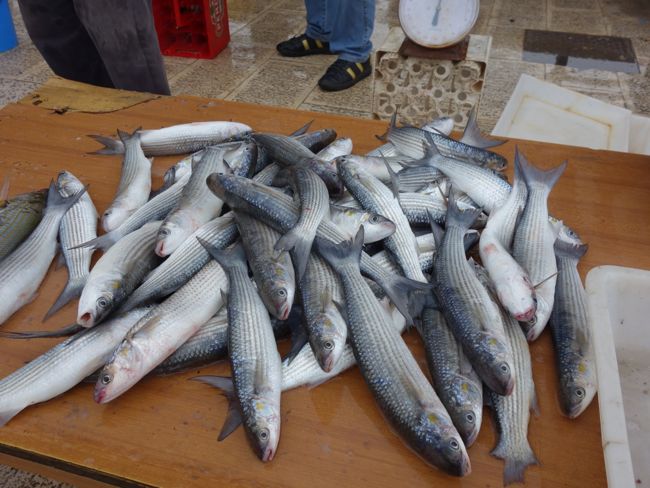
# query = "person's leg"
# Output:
<box><xmin>73</xmin><ymin>0</ymin><xmax>171</xmax><ymax>95</ymax></box>
<box><xmin>17</xmin><ymin>0</ymin><xmax>114</xmax><ymax>88</ymax></box>
<box><xmin>277</xmin><ymin>0</ymin><xmax>334</xmax><ymax>57</ymax></box>
<box><xmin>328</xmin><ymin>0</ymin><xmax>375</xmax><ymax>62</ymax></box>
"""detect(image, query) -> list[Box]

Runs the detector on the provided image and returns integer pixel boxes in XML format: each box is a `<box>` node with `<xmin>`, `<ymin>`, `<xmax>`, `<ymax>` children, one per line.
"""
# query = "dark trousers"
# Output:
<box><xmin>17</xmin><ymin>0</ymin><xmax>171</xmax><ymax>95</ymax></box>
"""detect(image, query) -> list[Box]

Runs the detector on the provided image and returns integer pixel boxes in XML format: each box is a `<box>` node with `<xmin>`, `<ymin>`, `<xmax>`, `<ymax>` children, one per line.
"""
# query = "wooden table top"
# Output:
<box><xmin>0</xmin><ymin>79</ymin><xmax>648</xmax><ymax>488</ymax></box>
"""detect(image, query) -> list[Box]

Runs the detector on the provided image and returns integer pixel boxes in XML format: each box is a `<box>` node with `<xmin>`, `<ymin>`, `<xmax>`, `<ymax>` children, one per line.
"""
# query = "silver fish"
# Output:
<box><xmin>512</xmin><ymin>151</ymin><xmax>566</xmax><ymax>341</ymax></box>
<box><xmin>328</xmin><ymin>204</ymin><xmax>396</xmax><ymax>243</ymax></box>
<box><xmin>101</xmin><ymin>129</ymin><xmax>151</xmax><ymax>232</ymax></box>
<box><xmin>316</xmin><ymin>137</ymin><xmax>353</xmax><ymax>161</ymax></box>
<box><xmin>194</xmin><ymin>242</ymin><xmax>282</xmax><ymax>463</ymax></box>
<box><xmin>206</xmin><ymin>173</ymin><xmax>428</xmax><ymax>324</ymax></box>
<box><xmin>88</xmin><ymin>121</ymin><xmax>252</xmax><ymax>156</ymax></box>
<box><xmin>432</xmin><ymin>195</ymin><xmax>514</xmax><ymax>396</ymax></box>
<box><xmin>418</xmin><ymin>307</ymin><xmax>483</xmax><ymax>447</ymax></box>
<box><xmin>275</xmin><ymin>167</ymin><xmax>329</xmax><ymax>279</ymax></box>
<box><xmin>120</xmin><ymin>213</ymin><xmax>237</xmax><ymax>312</ymax></box>
<box><xmin>0</xmin><ymin>307</ymin><xmax>150</xmax><ymax>426</ymax></box>
<box><xmin>316</xmin><ymin>229</ymin><xmax>470</xmax><ymax>476</ymax></box>
<box><xmin>422</xmin><ymin>116</ymin><xmax>455</xmax><ymax>136</ymax></box>
<box><xmin>77</xmin><ymin>171</ymin><xmax>191</xmax><ymax>252</ymax></box>
<box><xmin>550</xmin><ymin>240</ymin><xmax>596</xmax><ymax>418</ymax></box>
<box><xmin>93</xmin><ymin>259</ymin><xmax>228</xmax><ymax>403</ymax></box>
<box><xmin>45</xmin><ymin>171</ymin><xmax>98</xmax><ymax>320</ymax></box>
<box><xmin>338</xmin><ymin>157</ymin><xmax>427</xmax><ymax>284</ymax></box>
<box><xmin>0</xmin><ymin>182</ymin><xmax>85</xmax><ymax>326</ymax></box>
<box><xmin>235</xmin><ymin>211</ymin><xmax>295</xmax><ymax>320</ymax></box>
<box><xmin>155</xmin><ymin>146</ymin><xmax>226</xmax><ymax>257</ymax></box>
<box><xmin>77</xmin><ymin>221</ymin><xmax>161</xmax><ymax>327</ymax></box>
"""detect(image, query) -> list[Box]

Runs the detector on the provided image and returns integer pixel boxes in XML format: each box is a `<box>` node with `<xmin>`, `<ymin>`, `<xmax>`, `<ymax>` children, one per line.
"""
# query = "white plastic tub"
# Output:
<box><xmin>586</xmin><ymin>266</ymin><xmax>650</xmax><ymax>487</ymax></box>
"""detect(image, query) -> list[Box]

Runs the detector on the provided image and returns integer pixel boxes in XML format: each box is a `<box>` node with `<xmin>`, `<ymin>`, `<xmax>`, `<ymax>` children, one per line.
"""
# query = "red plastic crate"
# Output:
<box><xmin>153</xmin><ymin>0</ymin><xmax>230</xmax><ymax>59</ymax></box>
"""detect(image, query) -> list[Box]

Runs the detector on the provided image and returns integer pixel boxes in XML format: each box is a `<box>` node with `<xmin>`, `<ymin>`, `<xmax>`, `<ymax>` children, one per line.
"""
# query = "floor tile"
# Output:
<box><xmin>599</xmin><ymin>0</ymin><xmax>650</xmax><ymax>19</ymax></box>
<box><xmin>473</xmin><ymin>0</ymin><xmax>496</xmax><ymax>35</ymax></box>
<box><xmin>551</xmin><ymin>0</ymin><xmax>598</xmax><ymax>9</ymax></box>
<box><xmin>273</xmin><ymin>0</ymin><xmax>306</xmax><ymax>11</ymax></box>
<box><xmin>631</xmin><ymin>36</ymin><xmax>650</xmax><ymax>65</ymax></box>
<box><xmin>171</xmin><ymin>46</ymin><xmax>274</xmax><ymax>99</ymax></box>
<box><xmin>230</xmin><ymin>9</ymin><xmax>307</xmax><ymax>48</ymax></box>
<box><xmin>607</xmin><ymin>18</ymin><xmax>650</xmax><ymax>38</ymax></box>
<box><xmin>0</xmin><ymin>78</ymin><xmax>39</xmax><ymax>106</ymax></box>
<box><xmin>164</xmin><ymin>57</ymin><xmax>197</xmax><ymax>82</ymax></box>
<box><xmin>0</xmin><ymin>45</ymin><xmax>45</xmax><ymax>80</ymax></box>
<box><xmin>478</xmin><ymin>58</ymin><xmax>546</xmax><ymax>129</ymax></box>
<box><xmin>618</xmin><ymin>66</ymin><xmax>650</xmax><ymax>114</ymax></box>
<box><xmin>549</xmin><ymin>9</ymin><xmax>608</xmax><ymax>35</ymax></box>
<box><xmin>303</xmin><ymin>74</ymin><xmax>373</xmax><ymax>112</ymax></box>
<box><xmin>489</xmin><ymin>0</ymin><xmax>547</xmax><ymax>29</ymax></box>
<box><xmin>299</xmin><ymin>102</ymin><xmax>372</xmax><ymax>120</ymax></box>
<box><xmin>486</xmin><ymin>25</ymin><xmax>525</xmax><ymax>60</ymax></box>
<box><xmin>227</xmin><ymin>58</ymin><xmax>323</xmax><ymax>108</ymax></box>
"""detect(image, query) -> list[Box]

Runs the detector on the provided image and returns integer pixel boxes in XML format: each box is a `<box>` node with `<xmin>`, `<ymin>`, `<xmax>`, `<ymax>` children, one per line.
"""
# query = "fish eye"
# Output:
<box><xmin>323</xmin><ymin>340</ymin><xmax>334</xmax><ymax>350</ymax></box>
<box><xmin>159</xmin><ymin>228</ymin><xmax>170</xmax><ymax>237</ymax></box>
<box><xmin>96</xmin><ymin>296</ymin><xmax>110</xmax><ymax>309</ymax></box>
<box><xmin>575</xmin><ymin>387</ymin><xmax>585</xmax><ymax>398</ymax></box>
<box><xmin>499</xmin><ymin>363</ymin><xmax>510</xmax><ymax>374</ymax></box>
<box><xmin>101</xmin><ymin>373</ymin><xmax>112</xmax><ymax>385</ymax></box>
<box><xmin>258</xmin><ymin>428</ymin><xmax>269</xmax><ymax>441</ymax></box>
<box><xmin>276</xmin><ymin>288</ymin><xmax>287</xmax><ymax>298</ymax></box>
<box><xmin>369</xmin><ymin>215</ymin><xmax>379</xmax><ymax>224</ymax></box>
<box><xmin>449</xmin><ymin>438</ymin><xmax>460</xmax><ymax>451</ymax></box>
<box><xmin>466</xmin><ymin>413</ymin><xmax>475</xmax><ymax>423</ymax></box>
<box><xmin>533</xmin><ymin>297</ymin><xmax>538</xmax><ymax>306</ymax></box>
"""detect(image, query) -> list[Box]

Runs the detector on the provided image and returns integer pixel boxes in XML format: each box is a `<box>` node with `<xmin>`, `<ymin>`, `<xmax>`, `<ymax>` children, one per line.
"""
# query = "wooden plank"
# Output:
<box><xmin>0</xmin><ymin>80</ymin><xmax>648</xmax><ymax>487</ymax></box>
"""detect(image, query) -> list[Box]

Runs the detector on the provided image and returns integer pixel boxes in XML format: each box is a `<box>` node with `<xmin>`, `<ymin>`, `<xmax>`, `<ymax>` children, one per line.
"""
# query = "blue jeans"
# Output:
<box><xmin>305</xmin><ymin>0</ymin><xmax>375</xmax><ymax>62</ymax></box>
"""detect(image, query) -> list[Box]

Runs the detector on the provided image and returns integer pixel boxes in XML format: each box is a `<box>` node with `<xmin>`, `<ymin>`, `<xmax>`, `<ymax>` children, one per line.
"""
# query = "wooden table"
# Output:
<box><xmin>0</xmin><ymin>79</ymin><xmax>648</xmax><ymax>488</ymax></box>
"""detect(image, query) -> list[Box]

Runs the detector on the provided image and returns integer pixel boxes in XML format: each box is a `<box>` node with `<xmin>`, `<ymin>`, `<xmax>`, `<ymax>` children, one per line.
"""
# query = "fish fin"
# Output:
<box><xmin>198</xmin><ymin>238</ymin><xmax>247</xmax><ymax>271</ymax></box>
<box><xmin>459</xmin><ymin>107</ymin><xmax>506</xmax><ymax>149</ymax></box>
<box><xmin>43</xmin><ymin>278</ymin><xmax>85</xmax><ymax>321</ymax></box>
<box><xmin>48</xmin><ymin>181</ymin><xmax>87</xmax><ymax>212</ymax></box>
<box><xmin>445</xmin><ymin>190</ymin><xmax>481</xmax><ymax>230</ymax></box>
<box><xmin>55</xmin><ymin>252</ymin><xmax>66</xmax><ymax>270</ymax></box>
<box><xmin>289</xmin><ymin>120</ymin><xmax>313</xmax><ymax>137</ymax></box>
<box><xmin>397</xmin><ymin>133</ymin><xmax>441</xmax><ymax>169</ymax></box>
<box><xmin>271</xmin><ymin>168</ymin><xmax>290</xmax><ymax>188</ymax></box>
<box><xmin>0</xmin><ymin>323</ymin><xmax>83</xmax><ymax>339</ymax></box>
<box><xmin>275</xmin><ymin>228</ymin><xmax>311</xmax><ymax>280</ymax></box>
<box><xmin>554</xmin><ymin>240</ymin><xmax>588</xmax><ymax>259</ymax></box>
<box><xmin>492</xmin><ymin>441</ymin><xmax>539</xmax><ymax>486</ymax></box>
<box><xmin>380</xmin><ymin>152</ymin><xmax>400</xmax><ymax>198</ymax></box>
<box><xmin>86</xmin><ymin>134</ymin><xmax>125</xmax><ymax>155</ymax></box>
<box><xmin>116</xmin><ymin>127</ymin><xmax>141</xmax><ymax>144</ymax></box>
<box><xmin>0</xmin><ymin>408</ymin><xmax>24</xmax><ymax>427</ymax></box>
<box><xmin>190</xmin><ymin>375</ymin><xmax>242</xmax><ymax>441</ymax></box>
<box><xmin>283</xmin><ymin>317</ymin><xmax>309</xmax><ymax>364</ymax></box>
<box><xmin>533</xmin><ymin>272</ymin><xmax>558</xmax><ymax>289</ymax></box>
<box><xmin>319</xmin><ymin>288</ymin><xmax>333</xmax><ymax>313</ymax></box>
<box><xmin>69</xmin><ymin>232</ymin><xmax>116</xmax><ymax>252</ymax></box>
<box><xmin>516</xmin><ymin>147</ymin><xmax>567</xmax><ymax>193</ymax></box>
<box><xmin>429</xmin><ymin>218</ymin><xmax>445</xmax><ymax>249</ymax></box>
<box><xmin>315</xmin><ymin>228</ymin><xmax>365</xmax><ymax>270</ymax></box>
<box><xmin>378</xmin><ymin>273</ymin><xmax>431</xmax><ymax>326</ymax></box>
<box><xmin>0</xmin><ymin>176</ymin><xmax>9</xmax><ymax>201</ymax></box>
<box><xmin>331</xmin><ymin>298</ymin><xmax>348</xmax><ymax>323</ymax></box>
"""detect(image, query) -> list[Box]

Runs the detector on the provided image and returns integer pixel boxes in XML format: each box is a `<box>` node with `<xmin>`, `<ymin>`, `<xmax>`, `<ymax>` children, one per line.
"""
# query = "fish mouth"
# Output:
<box><xmin>515</xmin><ymin>308</ymin><xmax>536</xmax><ymax>322</ymax></box>
<box><xmin>503</xmin><ymin>374</ymin><xmax>515</xmax><ymax>396</ymax></box>
<box><xmin>321</xmin><ymin>354</ymin><xmax>334</xmax><ymax>373</ymax></box>
<box><xmin>463</xmin><ymin>424</ymin><xmax>480</xmax><ymax>447</ymax></box>
<box><xmin>262</xmin><ymin>447</ymin><xmax>274</xmax><ymax>462</ymax></box>
<box><xmin>93</xmin><ymin>387</ymin><xmax>107</xmax><ymax>404</ymax></box>
<box><xmin>155</xmin><ymin>241</ymin><xmax>167</xmax><ymax>257</ymax></box>
<box><xmin>278</xmin><ymin>303</ymin><xmax>290</xmax><ymax>321</ymax></box>
<box><xmin>78</xmin><ymin>312</ymin><xmax>94</xmax><ymax>327</ymax></box>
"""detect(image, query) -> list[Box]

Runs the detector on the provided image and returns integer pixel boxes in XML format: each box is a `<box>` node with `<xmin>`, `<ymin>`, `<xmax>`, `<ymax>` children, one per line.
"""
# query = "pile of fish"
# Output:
<box><xmin>0</xmin><ymin>113</ymin><xmax>596</xmax><ymax>484</ymax></box>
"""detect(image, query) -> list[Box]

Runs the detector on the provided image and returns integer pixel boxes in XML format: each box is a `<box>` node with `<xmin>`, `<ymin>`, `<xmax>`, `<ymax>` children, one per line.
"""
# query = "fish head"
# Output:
<box><xmin>77</xmin><ymin>284</ymin><xmax>115</xmax><ymax>327</ymax></box>
<box><xmin>261</xmin><ymin>258</ymin><xmax>296</xmax><ymax>320</ymax></box>
<box><xmin>93</xmin><ymin>338</ymin><xmax>145</xmax><ymax>404</ymax></box>
<box><xmin>101</xmin><ymin>203</ymin><xmax>130</xmax><ymax>233</ymax></box>
<box><xmin>246</xmin><ymin>393</ymin><xmax>281</xmax><ymax>462</ymax></box>
<box><xmin>56</xmin><ymin>171</ymin><xmax>80</xmax><ymax>192</ymax></box>
<box><xmin>477</xmin><ymin>331</ymin><xmax>515</xmax><ymax>395</ymax></box>
<box><xmin>418</xmin><ymin>411</ymin><xmax>471</xmax><ymax>476</ymax></box>
<box><xmin>310</xmin><ymin>158</ymin><xmax>342</xmax><ymax>195</ymax></box>
<box><xmin>360</xmin><ymin>212</ymin><xmax>396</xmax><ymax>243</ymax></box>
<box><xmin>448</xmin><ymin>377</ymin><xmax>483</xmax><ymax>447</ymax></box>
<box><xmin>521</xmin><ymin>294</ymin><xmax>553</xmax><ymax>341</ymax></box>
<box><xmin>155</xmin><ymin>220</ymin><xmax>185</xmax><ymax>257</ymax></box>
<box><xmin>559</xmin><ymin>359</ymin><xmax>597</xmax><ymax>418</ymax></box>
<box><xmin>311</xmin><ymin>305</ymin><xmax>347</xmax><ymax>372</ymax></box>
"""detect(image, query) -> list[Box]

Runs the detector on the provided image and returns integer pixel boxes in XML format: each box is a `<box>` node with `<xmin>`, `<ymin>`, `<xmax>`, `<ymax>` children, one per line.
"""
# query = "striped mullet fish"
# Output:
<box><xmin>0</xmin><ymin>188</ymin><xmax>47</xmax><ymax>261</ymax></box>
<box><xmin>45</xmin><ymin>171</ymin><xmax>98</xmax><ymax>320</ymax></box>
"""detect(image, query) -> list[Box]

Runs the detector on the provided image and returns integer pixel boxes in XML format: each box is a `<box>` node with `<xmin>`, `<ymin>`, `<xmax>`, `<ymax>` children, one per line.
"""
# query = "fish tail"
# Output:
<box><xmin>315</xmin><ymin>228</ymin><xmax>365</xmax><ymax>271</ymax></box>
<box><xmin>190</xmin><ymin>376</ymin><xmax>243</xmax><ymax>441</ymax></box>
<box><xmin>446</xmin><ymin>191</ymin><xmax>482</xmax><ymax>230</ymax></box>
<box><xmin>69</xmin><ymin>232</ymin><xmax>116</xmax><ymax>252</ymax></box>
<box><xmin>116</xmin><ymin>127</ymin><xmax>142</xmax><ymax>145</ymax></box>
<box><xmin>275</xmin><ymin>229</ymin><xmax>311</xmax><ymax>280</ymax></box>
<box><xmin>554</xmin><ymin>239</ymin><xmax>588</xmax><ymax>259</ymax></box>
<box><xmin>289</xmin><ymin>119</ymin><xmax>313</xmax><ymax>137</ymax></box>
<box><xmin>86</xmin><ymin>134</ymin><xmax>125</xmax><ymax>155</ymax></box>
<box><xmin>516</xmin><ymin>147</ymin><xmax>567</xmax><ymax>193</ymax></box>
<box><xmin>198</xmin><ymin>239</ymin><xmax>247</xmax><ymax>271</ymax></box>
<box><xmin>492</xmin><ymin>441</ymin><xmax>539</xmax><ymax>486</ymax></box>
<box><xmin>44</xmin><ymin>278</ymin><xmax>86</xmax><ymax>321</ymax></box>
<box><xmin>0</xmin><ymin>323</ymin><xmax>84</xmax><ymax>339</ymax></box>
<box><xmin>48</xmin><ymin>181</ymin><xmax>87</xmax><ymax>213</ymax></box>
<box><xmin>380</xmin><ymin>274</ymin><xmax>433</xmax><ymax>325</ymax></box>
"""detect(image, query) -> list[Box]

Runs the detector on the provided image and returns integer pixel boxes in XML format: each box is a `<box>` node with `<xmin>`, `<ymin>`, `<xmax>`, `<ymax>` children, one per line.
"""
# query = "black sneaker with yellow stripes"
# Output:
<box><xmin>318</xmin><ymin>58</ymin><xmax>371</xmax><ymax>92</ymax></box>
<box><xmin>276</xmin><ymin>34</ymin><xmax>332</xmax><ymax>57</ymax></box>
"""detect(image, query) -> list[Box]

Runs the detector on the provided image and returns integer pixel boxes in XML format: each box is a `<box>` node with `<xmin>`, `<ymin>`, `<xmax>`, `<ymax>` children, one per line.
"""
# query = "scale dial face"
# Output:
<box><xmin>399</xmin><ymin>0</ymin><xmax>480</xmax><ymax>48</ymax></box>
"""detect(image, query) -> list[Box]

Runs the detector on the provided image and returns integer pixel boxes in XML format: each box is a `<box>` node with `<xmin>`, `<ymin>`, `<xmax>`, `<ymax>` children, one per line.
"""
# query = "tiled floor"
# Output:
<box><xmin>2</xmin><ymin>0</ymin><xmax>649</xmax><ymax>132</ymax></box>
<box><xmin>0</xmin><ymin>0</ymin><xmax>648</xmax><ymax>486</ymax></box>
